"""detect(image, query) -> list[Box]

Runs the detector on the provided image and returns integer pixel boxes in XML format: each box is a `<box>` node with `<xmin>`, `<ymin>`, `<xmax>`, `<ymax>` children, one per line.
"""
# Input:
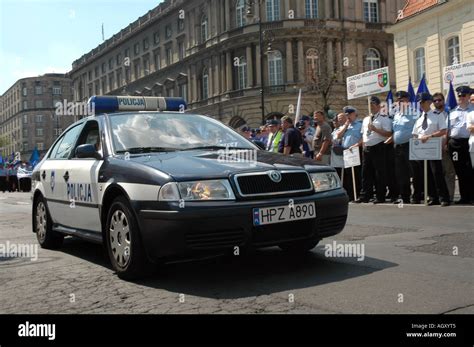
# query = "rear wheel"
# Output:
<box><xmin>278</xmin><ymin>239</ymin><xmax>319</xmax><ymax>253</ymax></box>
<box><xmin>33</xmin><ymin>195</ymin><xmax>63</xmax><ymax>249</ymax></box>
<box><xmin>105</xmin><ymin>196</ymin><xmax>152</xmax><ymax>280</ymax></box>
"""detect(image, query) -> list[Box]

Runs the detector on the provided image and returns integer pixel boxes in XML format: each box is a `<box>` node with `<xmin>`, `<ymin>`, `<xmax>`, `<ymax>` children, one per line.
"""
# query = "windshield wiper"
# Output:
<box><xmin>181</xmin><ymin>145</ymin><xmax>252</xmax><ymax>151</ymax></box>
<box><xmin>116</xmin><ymin>147</ymin><xmax>179</xmax><ymax>154</ymax></box>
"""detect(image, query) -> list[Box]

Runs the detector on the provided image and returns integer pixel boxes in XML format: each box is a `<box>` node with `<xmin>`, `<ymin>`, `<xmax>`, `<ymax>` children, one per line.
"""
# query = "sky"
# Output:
<box><xmin>0</xmin><ymin>0</ymin><xmax>163</xmax><ymax>94</ymax></box>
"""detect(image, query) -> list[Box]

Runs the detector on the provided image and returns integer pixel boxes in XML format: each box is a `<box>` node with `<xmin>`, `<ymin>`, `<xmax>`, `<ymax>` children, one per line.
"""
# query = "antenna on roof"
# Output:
<box><xmin>102</xmin><ymin>23</ymin><xmax>105</xmax><ymax>41</ymax></box>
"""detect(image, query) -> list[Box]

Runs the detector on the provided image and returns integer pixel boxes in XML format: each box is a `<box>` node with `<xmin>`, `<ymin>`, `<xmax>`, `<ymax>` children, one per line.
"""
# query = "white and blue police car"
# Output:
<box><xmin>31</xmin><ymin>96</ymin><xmax>348</xmax><ymax>279</ymax></box>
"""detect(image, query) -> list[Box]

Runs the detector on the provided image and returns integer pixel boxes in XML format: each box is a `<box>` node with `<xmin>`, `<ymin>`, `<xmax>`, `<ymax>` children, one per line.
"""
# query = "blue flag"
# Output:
<box><xmin>407</xmin><ymin>77</ymin><xmax>416</xmax><ymax>103</ymax></box>
<box><xmin>29</xmin><ymin>146</ymin><xmax>40</xmax><ymax>168</ymax></box>
<box><xmin>445</xmin><ymin>81</ymin><xmax>458</xmax><ymax>112</ymax></box>
<box><xmin>416</xmin><ymin>74</ymin><xmax>430</xmax><ymax>95</ymax></box>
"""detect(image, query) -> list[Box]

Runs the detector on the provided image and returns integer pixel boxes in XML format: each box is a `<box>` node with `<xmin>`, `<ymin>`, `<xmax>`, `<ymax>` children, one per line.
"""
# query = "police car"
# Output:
<box><xmin>31</xmin><ymin>96</ymin><xmax>348</xmax><ymax>279</ymax></box>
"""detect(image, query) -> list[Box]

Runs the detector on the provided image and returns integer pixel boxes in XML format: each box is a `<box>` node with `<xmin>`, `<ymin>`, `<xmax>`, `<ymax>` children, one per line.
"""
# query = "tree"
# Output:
<box><xmin>0</xmin><ymin>135</ymin><xmax>10</xmax><ymax>149</ymax></box>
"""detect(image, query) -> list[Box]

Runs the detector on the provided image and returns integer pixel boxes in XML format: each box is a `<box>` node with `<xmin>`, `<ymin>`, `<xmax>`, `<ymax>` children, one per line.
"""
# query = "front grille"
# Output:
<box><xmin>235</xmin><ymin>171</ymin><xmax>313</xmax><ymax>197</ymax></box>
<box><xmin>186</xmin><ymin>228</ymin><xmax>246</xmax><ymax>250</ymax></box>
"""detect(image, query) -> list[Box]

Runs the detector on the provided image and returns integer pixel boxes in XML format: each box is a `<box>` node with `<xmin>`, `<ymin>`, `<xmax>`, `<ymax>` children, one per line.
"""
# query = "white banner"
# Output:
<box><xmin>409</xmin><ymin>138</ymin><xmax>443</xmax><ymax>161</ymax></box>
<box><xmin>343</xmin><ymin>148</ymin><xmax>361</xmax><ymax>168</ymax></box>
<box><xmin>443</xmin><ymin>60</ymin><xmax>474</xmax><ymax>91</ymax></box>
<box><xmin>346</xmin><ymin>67</ymin><xmax>390</xmax><ymax>100</ymax></box>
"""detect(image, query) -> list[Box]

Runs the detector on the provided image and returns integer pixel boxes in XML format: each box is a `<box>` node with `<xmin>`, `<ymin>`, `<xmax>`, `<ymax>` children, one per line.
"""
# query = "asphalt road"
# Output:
<box><xmin>0</xmin><ymin>192</ymin><xmax>473</xmax><ymax>314</ymax></box>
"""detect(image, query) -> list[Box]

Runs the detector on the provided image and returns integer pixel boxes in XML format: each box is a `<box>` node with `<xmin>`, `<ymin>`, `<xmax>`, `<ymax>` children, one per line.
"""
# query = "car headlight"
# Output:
<box><xmin>158</xmin><ymin>180</ymin><xmax>236</xmax><ymax>201</ymax></box>
<box><xmin>310</xmin><ymin>172</ymin><xmax>341</xmax><ymax>192</ymax></box>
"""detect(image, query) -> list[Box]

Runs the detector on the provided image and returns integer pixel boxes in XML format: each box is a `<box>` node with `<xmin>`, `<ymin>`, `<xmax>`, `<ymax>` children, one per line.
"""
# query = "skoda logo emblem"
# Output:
<box><xmin>268</xmin><ymin>170</ymin><xmax>282</xmax><ymax>183</ymax></box>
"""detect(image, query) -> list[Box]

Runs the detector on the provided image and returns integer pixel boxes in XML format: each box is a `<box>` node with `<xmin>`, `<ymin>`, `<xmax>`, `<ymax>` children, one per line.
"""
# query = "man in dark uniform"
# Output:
<box><xmin>448</xmin><ymin>86</ymin><xmax>474</xmax><ymax>204</ymax></box>
<box><xmin>279</xmin><ymin>116</ymin><xmax>302</xmax><ymax>156</ymax></box>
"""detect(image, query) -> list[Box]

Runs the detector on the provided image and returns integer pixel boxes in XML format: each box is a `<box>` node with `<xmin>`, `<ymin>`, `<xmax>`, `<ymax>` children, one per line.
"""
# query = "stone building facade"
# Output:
<box><xmin>70</xmin><ymin>0</ymin><xmax>405</xmax><ymax>127</ymax></box>
<box><xmin>387</xmin><ymin>0</ymin><xmax>474</xmax><ymax>94</ymax></box>
<box><xmin>0</xmin><ymin>74</ymin><xmax>73</xmax><ymax>160</ymax></box>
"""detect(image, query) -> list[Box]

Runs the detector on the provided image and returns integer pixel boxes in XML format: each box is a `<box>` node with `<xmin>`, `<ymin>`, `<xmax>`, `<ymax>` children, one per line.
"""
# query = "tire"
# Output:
<box><xmin>278</xmin><ymin>239</ymin><xmax>320</xmax><ymax>253</ymax></box>
<box><xmin>33</xmin><ymin>195</ymin><xmax>64</xmax><ymax>249</ymax></box>
<box><xmin>105</xmin><ymin>196</ymin><xmax>152</xmax><ymax>280</ymax></box>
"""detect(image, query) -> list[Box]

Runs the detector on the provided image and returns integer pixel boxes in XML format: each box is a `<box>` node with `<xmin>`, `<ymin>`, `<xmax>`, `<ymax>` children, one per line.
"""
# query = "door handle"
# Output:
<box><xmin>63</xmin><ymin>171</ymin><xmax>70</xmax><ymax>182</ymax></box>
<box><xmin>41</xmin><ymin>171</ymin><xmax>46</xmax><ymax>180</ymax></box>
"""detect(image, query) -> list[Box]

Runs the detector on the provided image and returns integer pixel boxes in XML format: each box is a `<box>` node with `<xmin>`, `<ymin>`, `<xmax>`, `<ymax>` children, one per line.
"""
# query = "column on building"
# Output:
<box><xmin>296</xmin><ymin>0</ymin><xmax>303</xmax><ymax>18</ymax></box>
<box><xmin>327</xmin><ymin>39</ymin><xmax>334</xmax><ymax>76</ymax></box>
<box><xmin>380</xmin><ymin>0</ymin><xmax>387</xmax><ymax>23</ymax></box>
<box><xmin>286</xmin><ymin>41</ymin><xmax>294</xmax><ymax>83</ymax></box>
<box><xmin>283</xmin><ymin>0</ymin><xmax>290</xmax><ymax>18</ymax></box>
<box><xmin>246</xmin><ymin>46</ymin><xmax>254</xmax><ymax>87</ymax></box>
<box><xmin>214</xmin><ymin>55</ymin><xmax>220</xmax><ymax>95</ymax></box>
<box><xmin>357</xmin><ymin>41</ymin><xmax>364</xmax><ymax>72</ymax></box>
<box><xmin>355</xmin><ymin>0</ymin><xmax>363</xmax><ymax>21</ymax></box>
<box><xmin>220</xmin><ymin>0</ymin><xmax>226</xmax><ymax>34</ymax></box>
<box><xmin>191</xmin><ymin>64</ymin><xmax>198</xmax><ymax>102</ymax></box>
<box><xmin>226</xmin><ymin>51</ymin><xmax>233</xmax><ymax>91</ymax></box>
<box><xmin>297</xmin><ymin>40</ymin><xmax>305</xmax><ymax>82</ymax></box>
<box><xmin>334</xmin><ymin>0</ymin><xmax>340</xmax><ymax>19</ymax></box>
<box><xmin>255</xmin><ymin>44</ymin><xmax>262</xmax><ymax>85</ymax></box>
<box><xmin>187</xmin><ymin>66</ymin><xmax>193</xmax><ymax>102</ymax></box>
<box><xmin>220</xmin><ymin>53</ymin><xmax>227</xmax><ymax>93</ymax></box>
<box><xmin>225</xmin><ymin>0</ymin><xmax>231</xmax><ymax>30</ymax></box>
<box><xmin>325</xmin><ymin>0</ymin><xmax>331</xmax><ymax>19</ymax></box>
<box><xmin>208</xmin><ymin>57</ymin><xmax>214</xmax><ymax>98</ymax></box>
<box><xmin>211</xmin><ymin>0</ymin><xmax>218</xmax><ymax>37</ymax></box>
<box><xmin>335</xmin><ymin>40</ymin><xmax>343</xmax><ymax>82</ymax></box>
<box><xmin>189</xmin><ymin>9</ymin><xmax>196</xmax><ymax>47</ymax></box>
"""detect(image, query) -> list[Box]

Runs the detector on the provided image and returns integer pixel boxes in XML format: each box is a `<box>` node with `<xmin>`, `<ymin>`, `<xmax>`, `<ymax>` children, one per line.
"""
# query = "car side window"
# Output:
<box><xmin>50</xmin><ymin>124</ymin><xmax>84</xmax><ymax>160</ymax></box>
<box><xmin>74</xmin><ymin>120</ymin><xmax>101</xmax><ymax>156</ymax></box>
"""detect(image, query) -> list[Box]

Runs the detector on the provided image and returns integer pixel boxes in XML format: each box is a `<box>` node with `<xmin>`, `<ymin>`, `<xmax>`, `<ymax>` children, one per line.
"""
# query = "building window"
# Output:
<box><xmin>35</xmin><ymin>100</ymin><xmax>43</xmax><ymax>108</ymax></box>
<box><xmin>101</xmin><ymin>62</ymin><xmax>106</xmax><ymax>74</ymax></box>
<box><xmin>95</xmin><ymin>66</ymin><xmax>99</xmax><ymax>78</ymax></box>
<box><xmin>364</xmin><ymin>48</ymin><xmax>381</xmax><ymax>71</ymax></box>
<box><xmin>447</xmin><ymin>36</ymin><xmax>460</xmax><ymax>65</ymax></box>
<box><xmin>268</xmin><ymin>50</ymin><xmax>283</xmax><ymax>86</ymax></box>
<box><xmin>166</xmin><ymin>47</ymin><xmax>172</xmax><ymax>66</ymax></box>
<box><xmin>22</xmin><ymin>87</ymin><xmax>27</xmax><ymax>96</ymax></box>
<box><xmin>23</xmin><ymin>114</ymin><xmax>28</xmax><ymax>124</ymax></box>
<box><xmin>202</xmin><ymin>68</ymin><xmax>209</xmax><ymax>100</ymax></box>
<box><xmin>364</xmin><ymin>0</ymin><xmax>379</xmax><ymax>23</ymax></box>
<box><xmin>124</xmin><ymin>48</ymin><xmax>130</xmax><ymax>58</ymax></box>
<box><xmin>266</xmin><ymin>0</ymin><xmax>280</xmax><ymax>21</ymax></box>
<box><xmin>109</xmin><ymin>74</ymin><xmax>115</xmax><ymax>90</ymax></box>
<box><xmin>201</xmin><ymin>15</ymin><xmax>209</xmax><ymax>43</ymax></box>
<box><xmin>237</xmin><ymin>56</ymin><xmax>247</xmax><ymax>90</ymax></box>
<box><xmin>154</xmin><ymin>52</ymin><xmax>161</xmax><ymax>70</ymax></box>
<box><xmin>306</xmin><ymin>48</ymin><xmax>320</xmax><ymax>82</ymax></box>
<box><xmin>414</xmin><ymin>48</ymin><xmax>426</xmax><ymax>82</ymax></box>
<box><xmin>116</xmin><ymin>53</ymin><xmax>122</xmax><ymax>67</ymax></box>
<box><xmin>305</xmin><ymin>0</ymin><xmax>318</xmax><ymax>18</ymax></box>
<box><xmin>54</xmin><ymin>128</ymin><xmax>62</xmax><ymax>136</ymax></box>
<box><xmin>23</xmin><ymin>142</ymin><xmax>28</xmax><ymax>151</ymax></box>
<box><xmin>154</xmin><ymin>31</ymin><xmax>160</xmax><ymax>45</ymax></box>
<box><xmin>116</xmin><ymin>69</ymin><xmax>123</xmax><ymax>87</ymax></box>
<box><xmin>88</xmin><ymin>70</ymin><xmax>92</xmax><ymax>81</ymax></box>
<box><xmin>35</xmin><ymin>85</ymin><xmax>42</xmax><ymax>95</ymax></box>
<box><xmin>165</xmin><ymin>24</ymin><xmax>172</xmax><ymax>39</ymax></box>
<box><xmin>125</xmin><ymin>69</ymin><xmax>131</xmax><ymax>83</ymax></box>
<box><xmin>134</xmin><ymin>60</ymin><xmax>141</xmax><ymax>80</ymax></box>
<box><xmin>236</xmin><ymin>0</ymin><xmax>246</xmax><ymax>27</ymax></box>
<box><xmin>23</xmin><ymin>101</ymin><xmax>28</xmax><ymax>110</ymax></box>
<box><xmin>143</xmin><ymin>56</ymin><xmax>150</xmax><ymax>75</ymax></box>
<box><xmin>52</xmin><ymin>86</ymin><xmax>62</xmax><ymax>95</ymax></box>
<box><xmin>37</xmin><ymin>143</ymin><xmax>44</xmax><ymax>150</ymax></box>
<box><xmin>143</xmin><ymin>37</ymin><xmax>149</xmax><ymax>51</ymax></box>
<box><xmin>36</xmin><ymin>128</ymin><xmax>43</xmax><ymax>137</ymax></box>
<box><xmin>23</xmin><ymin>129</ymin><xmax>28</xmax><ymax>138</ymax></box>
<box><xmin>178</xmin><ymin>42</ymin><xmax>185</xmax><ymax>60</ymax></box>
<box><xmin>35</xmin><ymin>114</ymin><xmax>43</xmax><ymax>123</ymax></box>
<box><xmin>178</xmin><ymin>18</ymin><xmax>185</xmax><ymax>32</ymax></box>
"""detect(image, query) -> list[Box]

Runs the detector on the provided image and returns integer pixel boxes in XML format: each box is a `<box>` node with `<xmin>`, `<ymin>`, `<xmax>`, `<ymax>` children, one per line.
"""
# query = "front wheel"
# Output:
<box><xmin>33</xmin><ymin>195</ymin><xmax>63</xmax><ymax>249</ymax></box>
<box><xmin>105</xmin><ymin>196</ymin><xmax>152</xmax><ymax>280</ymax></box>
<box><xmin>278</xmin><ymin>239</ymin><xmax>320</xmax><ymax>253</ymax></box>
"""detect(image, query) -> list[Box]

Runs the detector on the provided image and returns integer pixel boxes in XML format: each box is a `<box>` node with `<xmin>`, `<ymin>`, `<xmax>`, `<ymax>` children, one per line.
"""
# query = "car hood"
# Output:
<box><xmin>126</xmin><ymin>150</ymin><xmax>331</xmax><ymax>181</ymax></box>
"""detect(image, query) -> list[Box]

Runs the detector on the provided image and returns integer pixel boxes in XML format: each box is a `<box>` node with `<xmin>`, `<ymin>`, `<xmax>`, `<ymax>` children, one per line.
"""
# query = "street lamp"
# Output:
<box><xmin>246</xmin><ymin>0</ymin><xmax>267</xmax><ymax>125</ymax></box>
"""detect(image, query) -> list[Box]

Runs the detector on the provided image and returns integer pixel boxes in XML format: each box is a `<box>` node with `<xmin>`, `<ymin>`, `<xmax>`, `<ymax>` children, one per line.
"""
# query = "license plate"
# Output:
<box><xmin>253</xmin><ymin>202</ymin><xmax>316</xmax><ymax>226</ymax></box>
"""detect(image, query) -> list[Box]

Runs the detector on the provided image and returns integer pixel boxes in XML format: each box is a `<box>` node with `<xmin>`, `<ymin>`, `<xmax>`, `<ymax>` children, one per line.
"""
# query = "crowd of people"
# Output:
<box><xmin>0</xmin><ymin>161</ymin><xmax>33</xmax><ymax>193</ymax></box>
<box><xmin>241</xmin><ymin>85</ymin><xmax>474</xmax><ymax>206</ymax></box>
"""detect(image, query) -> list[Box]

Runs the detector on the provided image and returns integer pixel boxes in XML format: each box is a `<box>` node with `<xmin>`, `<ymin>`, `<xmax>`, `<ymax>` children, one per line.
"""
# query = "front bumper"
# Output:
<box><xmin>133</xmin><ymin>189</ymin><xmax>349</xmax><ymax>262</ymax></box>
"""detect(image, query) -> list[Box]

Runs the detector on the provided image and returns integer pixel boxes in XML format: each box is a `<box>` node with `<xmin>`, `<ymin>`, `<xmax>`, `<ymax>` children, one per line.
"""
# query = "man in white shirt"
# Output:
<box><xmin>354</xmin><ymin>96</ymin><xmax>393</xmax><ymax>203</ymax></box>
<box><xmin>412</xmin><ymin>92</ymin><xmax>450</xmax><ymax>206</ymax></box>
<box><xmin>448</xmin><ymin>86</ymin><xmax>474</xmax><ymax>204</ymax></box>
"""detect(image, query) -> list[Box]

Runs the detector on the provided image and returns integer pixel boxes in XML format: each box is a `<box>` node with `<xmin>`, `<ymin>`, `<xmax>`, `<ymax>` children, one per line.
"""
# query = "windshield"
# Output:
<box><xmin>108</xmin><ymin>112</ymin><xmax>256</xmax><ymax>153</ymax></box>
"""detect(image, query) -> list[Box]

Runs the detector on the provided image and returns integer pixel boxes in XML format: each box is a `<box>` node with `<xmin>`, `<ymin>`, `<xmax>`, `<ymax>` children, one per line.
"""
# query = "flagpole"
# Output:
<box><xmin>295</xmin><ymin>89</ymin><xmax>302</xmax><ymax>123</ymax></box>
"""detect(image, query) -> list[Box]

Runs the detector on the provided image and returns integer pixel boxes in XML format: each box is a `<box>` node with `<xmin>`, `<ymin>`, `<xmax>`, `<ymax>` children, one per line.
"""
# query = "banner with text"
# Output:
<box><xmin>443</xmin><ymin>60</ymin><xmax>474</xmax><ymax>91</ymax></box>
<box><xmin>347</xmin><ymin>67</ymin><xmax>390</xmax><ymax>100</ymax></box>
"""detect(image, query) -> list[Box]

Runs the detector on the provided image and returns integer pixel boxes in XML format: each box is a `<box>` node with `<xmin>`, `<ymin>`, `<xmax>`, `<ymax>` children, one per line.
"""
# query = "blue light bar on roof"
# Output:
<box><xmin>87</xmin><ymin>96</ymin><xmax>187</xmax><ymax>114</ymax></box>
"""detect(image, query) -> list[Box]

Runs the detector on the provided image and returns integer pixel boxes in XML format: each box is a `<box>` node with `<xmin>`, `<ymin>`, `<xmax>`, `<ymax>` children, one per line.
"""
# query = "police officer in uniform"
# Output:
<box><xmin>386</xmin><ymin>91</ymin><xmax>417</xmax><ymax>204</ymax></box>
<box><xmin>412</xmin><ymin>92</ymin><xmax>450</xmax><ymax>206</ymax></box>
<box><xmin>355</xmin><ymin>96</ymin><xmax>393</xmax><ymax>203</ymax></box>
<box><xmin>448</xmin><ymin>86</ymin><xmax>474</xmax><ymax>204</ymax></box>
<box><xmin>265</xmin><ymin>119</ymin><xmax>283</xmax><ymax>153</ymax></box>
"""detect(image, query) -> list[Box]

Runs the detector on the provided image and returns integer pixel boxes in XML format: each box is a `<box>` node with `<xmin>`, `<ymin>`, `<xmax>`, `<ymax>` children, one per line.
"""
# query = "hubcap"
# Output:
<box><xmin>109</xmin><ymin>210</ymin><xmax>131</xmax><ymax>268</ymax></box>
<box><xmin>36</xmin><ymin>202</ymin><xmax>47</xmax><ymax>242</ymax></box>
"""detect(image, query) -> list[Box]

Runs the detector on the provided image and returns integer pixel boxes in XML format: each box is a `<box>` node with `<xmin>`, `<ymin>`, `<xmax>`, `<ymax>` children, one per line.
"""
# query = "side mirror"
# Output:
<box><xmin>75</xmin><ymin>144</ymin><xmax>102</xmax><ymax>160</ymax></box>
